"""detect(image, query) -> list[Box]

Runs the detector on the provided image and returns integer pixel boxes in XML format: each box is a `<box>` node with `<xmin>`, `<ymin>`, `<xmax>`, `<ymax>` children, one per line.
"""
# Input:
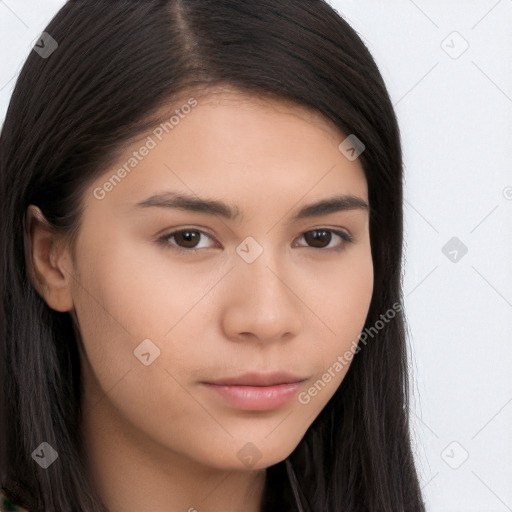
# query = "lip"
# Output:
<box><xmin>202</xmin><ymin>382</ymin><xmax>305</xmax><ymax>411</ymax></box>
<box><xmin>204</xmin><ymin>371</ymin><xmax>308</xmax><ymax>387</ymax></box>
<box><xmin>201</xmin><ymin>372</ymin><xmax>308</xmax><ymax>411</ymax></box>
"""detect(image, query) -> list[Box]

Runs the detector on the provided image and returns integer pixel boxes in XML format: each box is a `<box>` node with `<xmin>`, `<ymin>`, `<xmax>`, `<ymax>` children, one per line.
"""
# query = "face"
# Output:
<box><xmin>32</xmin><ymin>87</ymin><xmax>373</xmax><ymax>472</ymax></box>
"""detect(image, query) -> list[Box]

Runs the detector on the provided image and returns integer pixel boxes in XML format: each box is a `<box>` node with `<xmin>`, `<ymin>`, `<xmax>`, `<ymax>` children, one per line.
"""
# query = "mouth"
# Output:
<box><xmin>203</xmin><ymin>371</ymin><xmax>308</xmax><ymax>387</ymax></box>
<box><xmin>201</xmin><ymin>372</ymin><xmax>308</xmax><ymax>411</ymax></box>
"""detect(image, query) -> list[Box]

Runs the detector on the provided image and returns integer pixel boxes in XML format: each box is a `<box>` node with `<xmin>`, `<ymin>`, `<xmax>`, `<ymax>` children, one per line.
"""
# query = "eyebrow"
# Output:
<box><xmin>134</xmin><ymin>191</ymin><xmax>369</xmax><ymax>222</ymax></box>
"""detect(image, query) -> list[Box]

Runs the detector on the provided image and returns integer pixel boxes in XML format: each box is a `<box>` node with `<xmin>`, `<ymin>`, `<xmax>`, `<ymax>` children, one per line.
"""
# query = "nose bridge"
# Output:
<box><xmin>222</xmin><ymin>237</ymin><xmax>303</xmax><ymax>341</ymax></box>
<box><xmin>242</xmin><ymin>252</ymin><xmax>284</xmax><ymax>302</ymax></box>
<box><xmin>236</xmin><ymin>231</ymin><xmax>293</xmax><ymax>298</ymax></box>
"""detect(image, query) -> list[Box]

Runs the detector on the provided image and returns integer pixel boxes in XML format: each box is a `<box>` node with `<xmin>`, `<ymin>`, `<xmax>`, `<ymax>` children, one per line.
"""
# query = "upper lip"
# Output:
<box><xmin>204</xmin><ymin>372</ymin><xmax>308</xmax><ymax>387</ymax></box>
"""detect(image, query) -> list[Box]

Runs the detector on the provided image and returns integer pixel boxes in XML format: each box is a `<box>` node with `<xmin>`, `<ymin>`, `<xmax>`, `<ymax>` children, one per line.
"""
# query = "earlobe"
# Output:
<box><xmin>23</xmin><ymin>205</ymin><xmax>75</xmax><ymax>312</ymax></box>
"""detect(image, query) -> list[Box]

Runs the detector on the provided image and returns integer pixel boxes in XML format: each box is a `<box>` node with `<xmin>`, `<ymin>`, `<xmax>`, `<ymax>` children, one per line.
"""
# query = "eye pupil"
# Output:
<box><xmin>305</xmin><ymin>229</ymin><xmax>331</xmax><ymax>248</ymax></box>
<box><xmin>175</xmin><ymin>230</ymin><xmax>200</xmax><ymax>248</ymax></box>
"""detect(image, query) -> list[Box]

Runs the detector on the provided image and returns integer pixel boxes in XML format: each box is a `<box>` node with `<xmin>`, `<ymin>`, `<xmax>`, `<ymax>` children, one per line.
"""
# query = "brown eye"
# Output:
<box><xmin>304</xmin><ymin>229</ymin><xmax>332</xmax><ymax>248</ymax></box>
<box><xmin>173</xmin><ymin>229</ymin><xmax>202</xmax><ymax>249</ymax></box>
<box><xmin>157</xmin><ymin>228</ymin><xmax>216</xmax><ymax>252</ymax></box>
<box><xmin>157</xmin><ymin>227</ymin><xmax>353</xmax><ymax>254</ymax></box>
<box><xmin>298</xmin><ymin>229</ymin><xmax>353</xmax><ymax>251</ymax></box>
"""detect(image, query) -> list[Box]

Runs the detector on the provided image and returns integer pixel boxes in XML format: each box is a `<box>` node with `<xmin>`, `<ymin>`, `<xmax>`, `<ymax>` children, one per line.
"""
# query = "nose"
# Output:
<box><xmin>220</xmin><ymin>249</ymin><xmax>304</xmax><ymax>344</ymax></box>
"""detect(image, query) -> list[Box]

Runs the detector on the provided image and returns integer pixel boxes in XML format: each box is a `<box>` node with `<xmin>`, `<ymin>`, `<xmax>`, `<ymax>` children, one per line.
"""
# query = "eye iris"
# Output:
<box><xmin>305</xmin><ymin>229</ymin><xmax>331</xmax><ymax>248</ymax></box>
<box><xmin>175</xmin><ymin>230</ymin><xmax>200</xmax><ymax>248</ymax></box>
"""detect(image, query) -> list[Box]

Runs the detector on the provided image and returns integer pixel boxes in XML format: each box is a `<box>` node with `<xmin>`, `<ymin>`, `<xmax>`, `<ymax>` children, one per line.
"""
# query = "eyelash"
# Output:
<box><xmin>156</xmin><ymin>227</ymin><xmax>354</xmax><ymax>254</ymax></box>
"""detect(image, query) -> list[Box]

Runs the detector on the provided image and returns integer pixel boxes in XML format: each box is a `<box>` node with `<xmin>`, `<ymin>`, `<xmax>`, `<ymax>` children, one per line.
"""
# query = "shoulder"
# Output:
<box><xmin>0</xmin><ymin>488</ymin><xmax>29</xmax><ymax>511</ymax></box>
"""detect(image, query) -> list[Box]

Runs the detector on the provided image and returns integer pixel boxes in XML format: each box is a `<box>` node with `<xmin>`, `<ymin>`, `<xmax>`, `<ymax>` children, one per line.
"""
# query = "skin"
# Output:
<box><xmin>25</xmin><ymin>86</ymin><xmax>374</xmax><ymax>512</ymax></box>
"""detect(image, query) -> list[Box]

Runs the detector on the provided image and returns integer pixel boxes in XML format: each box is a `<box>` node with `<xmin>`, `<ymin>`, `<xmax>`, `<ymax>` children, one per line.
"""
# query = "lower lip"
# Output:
<box><xmin>202</xmin><ymin>382</ymin><xmax>304</xmax><ymax>410</ymax></box>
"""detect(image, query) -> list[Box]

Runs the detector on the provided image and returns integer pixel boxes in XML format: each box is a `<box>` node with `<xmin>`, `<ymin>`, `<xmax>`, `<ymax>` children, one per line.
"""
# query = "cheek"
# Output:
<box><xmin>306</xmin><ymin>244</ymin><xmax>374</xmax><ymax>335</ymax></box>
<box><xmin>71</xmin><ymin>237</ymin><xmax>220</xmax><ymax>384</ymax></box>
<box><xmin>299</xmin><ymin>247</ymin><xmax>373</xmax><ymax>396</ymax></box>
<box><xmin>71</xmin><ymin>247</ymin><xmax>209</xmax><ymax>443</ymax></box>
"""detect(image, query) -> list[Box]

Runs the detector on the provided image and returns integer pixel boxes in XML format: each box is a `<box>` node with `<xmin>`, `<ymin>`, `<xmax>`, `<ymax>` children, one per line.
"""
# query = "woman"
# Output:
<box><xmin>0</xmin><ymin>1</ymin><xmax>425</xmax><ymax>510</ymax></box>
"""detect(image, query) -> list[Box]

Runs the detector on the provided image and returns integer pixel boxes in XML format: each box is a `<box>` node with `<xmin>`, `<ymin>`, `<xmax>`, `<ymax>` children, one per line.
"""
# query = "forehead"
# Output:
<box><xmin>85</xmin><ymin>86</ymin><xmax>368</xmax><ymax>217</ymax></box>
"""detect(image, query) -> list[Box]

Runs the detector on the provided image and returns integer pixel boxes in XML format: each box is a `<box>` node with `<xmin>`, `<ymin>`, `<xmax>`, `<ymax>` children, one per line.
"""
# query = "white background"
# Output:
<box><xmin>1</xmin><ymin>1</ymin><xmax>511</xmax><ymax>511</ymax></box>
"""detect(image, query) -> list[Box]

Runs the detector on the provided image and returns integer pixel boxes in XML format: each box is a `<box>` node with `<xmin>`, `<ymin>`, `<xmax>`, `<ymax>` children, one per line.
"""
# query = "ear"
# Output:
<box><xmin>23</xmin><ymin>205</ymin><xmax>75</xmax><ymax>312</ymax></box>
